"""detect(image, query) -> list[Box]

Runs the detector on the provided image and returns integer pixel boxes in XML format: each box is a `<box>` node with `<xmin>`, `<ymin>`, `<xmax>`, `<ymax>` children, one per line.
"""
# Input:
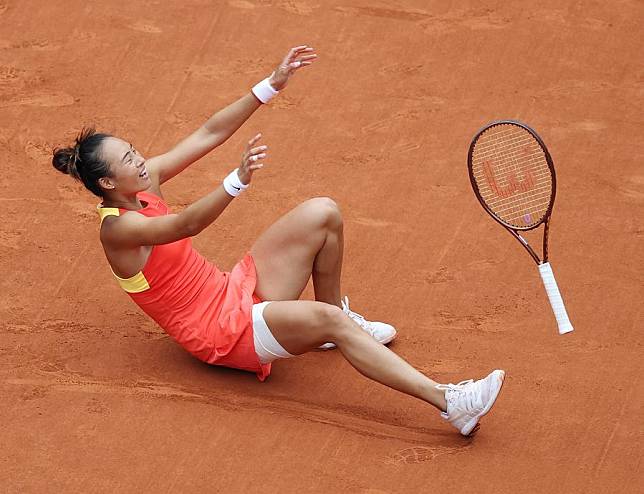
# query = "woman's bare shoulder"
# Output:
<box><xmin>99</xmin><ymin>210</ymin><xmax>143</xmax><ymax>246</ymax></box>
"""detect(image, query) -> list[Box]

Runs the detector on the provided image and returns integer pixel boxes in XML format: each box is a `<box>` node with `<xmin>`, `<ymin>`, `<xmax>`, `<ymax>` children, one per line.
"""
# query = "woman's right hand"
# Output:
<box><xmin>237</xmin><ymin>133</ymin><xmax>267</xmax><ymax>185</ymax></box>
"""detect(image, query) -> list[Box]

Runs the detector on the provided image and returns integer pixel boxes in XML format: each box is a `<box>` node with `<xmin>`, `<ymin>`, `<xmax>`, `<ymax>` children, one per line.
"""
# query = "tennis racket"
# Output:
<box><xmin>467</xmin><ymin>120</ymin><xmax>574</xmax><ymax>335</ymax></box>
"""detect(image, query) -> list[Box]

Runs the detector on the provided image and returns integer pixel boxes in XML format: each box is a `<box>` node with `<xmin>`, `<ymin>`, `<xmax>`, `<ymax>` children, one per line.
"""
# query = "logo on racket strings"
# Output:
<box><xmin>483</xmin><ymin>160</ymin><xmax>536</xmax><ymax>199</ymax></box>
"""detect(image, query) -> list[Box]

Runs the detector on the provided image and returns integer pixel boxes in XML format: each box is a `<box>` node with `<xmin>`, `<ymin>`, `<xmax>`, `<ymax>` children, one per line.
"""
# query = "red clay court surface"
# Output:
<box><xmin>1</xmin><ymin>1</ymin><xmax>642</xmax><ymax>492</ymax></box>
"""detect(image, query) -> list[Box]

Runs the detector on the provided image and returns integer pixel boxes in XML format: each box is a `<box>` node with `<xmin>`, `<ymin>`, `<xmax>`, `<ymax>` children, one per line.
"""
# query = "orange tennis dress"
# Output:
<box><xmin>97</xmin><ymin>190</ymin><xmax>271</xmax><ymax>381</ymax></box>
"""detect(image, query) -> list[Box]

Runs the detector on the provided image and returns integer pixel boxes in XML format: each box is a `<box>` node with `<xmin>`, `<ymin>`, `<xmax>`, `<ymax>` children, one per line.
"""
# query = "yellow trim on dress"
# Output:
<box><xmin>111</xmin><ymin>270</ymin><xmax>150</xmax><ymax>293</ymax></box>
<box><xmin>98</xmin><ymin>206</ymin><xmax>120</xmax><ymax>223</ymax></box>
<box><xmin>97</xmin><ymin>205</ymin><xmax>151</xmax><ymax>293</ymax></box>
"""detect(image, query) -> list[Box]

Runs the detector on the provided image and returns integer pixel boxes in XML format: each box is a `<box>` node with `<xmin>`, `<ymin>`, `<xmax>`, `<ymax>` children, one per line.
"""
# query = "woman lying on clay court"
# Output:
<box><xmin>52</xmin><ymin>45</ymin><xmax>504</xmax><ymax>436</ymax></box>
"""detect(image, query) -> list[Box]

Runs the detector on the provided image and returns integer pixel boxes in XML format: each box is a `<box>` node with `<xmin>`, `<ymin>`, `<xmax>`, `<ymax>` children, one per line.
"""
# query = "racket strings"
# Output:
<box><xmin>470</xmin><ymin>124</ymin><xmax>553</xmax><ymax>228</ymax></box>
<box><xmin>488</xmin><ymin>190</ymin><xmax>552</xmax><ymax>212</ymax></box>
<box><xmin>474</xmin><ymin>174</ymin><xmax>551</xmax><ymax>225</ymax></box>
<box><xmin>473</xmin><ymin>136</ymin><xmax>540</xmax><ymax>159</ymax></box>
<box><xmin>472</xmin><ymin>165</ymin><xmax>551</xmax><ymax>194</ymax></box>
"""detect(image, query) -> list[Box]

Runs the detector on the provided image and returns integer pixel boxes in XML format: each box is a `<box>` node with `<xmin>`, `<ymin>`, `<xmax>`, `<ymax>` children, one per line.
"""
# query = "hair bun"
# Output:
<box><xmin>52</xmin><ymin>146</ymin><xmax>80</xmax><ymax>178</ymax></box>
<box><xmin>51</xmin><ymin>127</ymin><xmax>111</xmax><ymax>197</ymax></box>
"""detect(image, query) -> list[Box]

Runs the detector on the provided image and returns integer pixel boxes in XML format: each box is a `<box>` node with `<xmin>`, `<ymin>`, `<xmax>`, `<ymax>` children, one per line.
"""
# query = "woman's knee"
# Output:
<box><xmin>300</xmin><ymin>197</ymin><xmax>343</xmax><ymax>231</ymax></box>
<box><xmin>311</xmin><ymin>302</ymin><xmax>351</xmax><ymax>340</ymax></box>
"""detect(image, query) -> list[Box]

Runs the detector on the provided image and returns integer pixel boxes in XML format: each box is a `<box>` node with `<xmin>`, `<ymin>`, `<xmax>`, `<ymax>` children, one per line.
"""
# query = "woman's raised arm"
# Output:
<box><xmin>146</xmin><ymin>45</ymin><xmax>316</xmax><ymax>186</ymax></box>
<box><xmin>103</xmin><ymin>133</ymin><xmax>269</xmax><ymax>249</ymax></box>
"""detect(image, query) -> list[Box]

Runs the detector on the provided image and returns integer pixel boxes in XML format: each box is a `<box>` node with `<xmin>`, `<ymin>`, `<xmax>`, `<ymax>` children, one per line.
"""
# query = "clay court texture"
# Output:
<box><xmin>1</xmin><ymin>0</ymin><xmax>642</xmax><ymax>492</ymax></box>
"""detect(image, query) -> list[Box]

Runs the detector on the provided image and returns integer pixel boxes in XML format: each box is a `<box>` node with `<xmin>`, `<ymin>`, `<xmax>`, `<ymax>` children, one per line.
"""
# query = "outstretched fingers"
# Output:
<box><xmin>238</xmin><ymin>134</ymin><xmax>268</xmax><ymax>183</ymax></box>
<box><xmin>246</xmin><ymin>133</ymin><xmax>262</xmax><ymax>148</ymax></box>
<box><xmin>284</xmin><ymin>45</ymin><xmax>317</xmax><ymax>70</ymax></box>
<box><xmin>244</xmin><ymin>137</ymin><xmax>267</xmax><ymax>169</ymax></box>
<box><xmin>269</xmin><ymin>45</ymin><xmax>317</xmax><ymax>90</ymax></box>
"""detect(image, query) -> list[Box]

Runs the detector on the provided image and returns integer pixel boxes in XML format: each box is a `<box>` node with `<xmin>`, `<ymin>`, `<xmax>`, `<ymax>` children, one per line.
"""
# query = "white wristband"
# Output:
<box><xmin>251</xmin><ymin>77</ymin><xmax>279</xmax><ymax>104</ymax></box>
<box><xmin>222</xmin><ymin>168</ymin><xmax>249</xmax><ymax>197</ymax></box>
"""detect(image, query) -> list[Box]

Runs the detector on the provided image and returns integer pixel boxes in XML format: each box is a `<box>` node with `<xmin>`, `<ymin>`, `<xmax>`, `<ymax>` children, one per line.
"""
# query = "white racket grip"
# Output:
<box><xmin>538</xmin><ymin>262</ymin><xmax>574</xmax><ymax>335</ymax></box>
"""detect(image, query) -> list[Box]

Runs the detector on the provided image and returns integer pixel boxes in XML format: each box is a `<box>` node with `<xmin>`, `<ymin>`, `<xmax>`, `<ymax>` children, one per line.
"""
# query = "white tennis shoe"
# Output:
<box><xmin>437</xmin><ymin>369</ymin><xmax>506</xmax><ymax>436</ymax></box>
<box><xmin>319</xmin><ymin>296</ymin><xmax>397</xmax><ymax>350</ymax></box>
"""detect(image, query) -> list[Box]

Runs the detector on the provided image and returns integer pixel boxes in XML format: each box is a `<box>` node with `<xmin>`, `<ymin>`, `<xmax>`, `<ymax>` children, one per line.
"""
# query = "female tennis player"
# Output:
<box><xmin>52</xmin><ymin>46</ymin><xmax>505</xmax><ymax>436</ymax></box>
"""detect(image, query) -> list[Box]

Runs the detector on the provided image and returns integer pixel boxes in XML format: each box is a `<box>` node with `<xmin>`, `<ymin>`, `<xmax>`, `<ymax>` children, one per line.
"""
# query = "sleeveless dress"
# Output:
<box><xmin>97</xmin><ymin>190</ymin><xmax>271</xmax><ymax>381</ymax></box>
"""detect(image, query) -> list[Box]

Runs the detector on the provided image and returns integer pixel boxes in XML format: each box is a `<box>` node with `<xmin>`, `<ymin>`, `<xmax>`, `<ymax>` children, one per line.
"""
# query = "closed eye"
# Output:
<box><xmin>122</xmin><ymin>144</ymin><xmax>135</xmax><ymax>164</ymax></box>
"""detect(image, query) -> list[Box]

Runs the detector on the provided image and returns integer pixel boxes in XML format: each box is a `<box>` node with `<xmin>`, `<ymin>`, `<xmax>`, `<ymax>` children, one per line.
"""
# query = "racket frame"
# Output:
<box><xmin>467</xmin><ymin>119</ymin><xmax>557</xmax><ymax>265</ymax></box>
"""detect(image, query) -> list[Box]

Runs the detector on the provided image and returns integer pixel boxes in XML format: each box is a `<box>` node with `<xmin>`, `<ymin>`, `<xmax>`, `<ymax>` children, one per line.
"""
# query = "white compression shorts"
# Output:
<box><xmin>252</xmin><ymin>301</ymin><xmax>295</xmax><ymax>365</ymax></box>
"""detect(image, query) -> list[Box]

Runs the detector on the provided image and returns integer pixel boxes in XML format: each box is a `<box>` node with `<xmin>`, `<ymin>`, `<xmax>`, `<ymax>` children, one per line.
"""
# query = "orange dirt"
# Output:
<box><xmin>1</xmin><ymin>1</ymin><xmax>642</xmax><ymax>492</ymax></box>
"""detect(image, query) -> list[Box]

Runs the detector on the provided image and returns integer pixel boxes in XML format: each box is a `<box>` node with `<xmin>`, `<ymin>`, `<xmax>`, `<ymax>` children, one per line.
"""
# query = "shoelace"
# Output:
<box><xmin>342</xmin><ymin>296</ymin><xmax>375</xmax><ymax>332</ymax></box>
<box><xmin>436</xmin><ymin>379</ymin><xmax>480</xmax><ymax>412</ymax></box>
<box><xmin>436</xmin><ymin>379</ymin><xmax>474</xmax><ymax>391</ymax></box>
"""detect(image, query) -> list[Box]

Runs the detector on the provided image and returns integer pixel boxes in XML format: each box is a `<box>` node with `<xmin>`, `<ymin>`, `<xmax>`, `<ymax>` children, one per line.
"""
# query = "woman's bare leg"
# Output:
<box><xmin>250</xmin><ymin>197</ymin><xmax>343</xmax><ymax>306</ymax></box>
<box><xmin>262</xmin><ymin>300</ymin><xmax>447</xmax><ymax>411</ymax></box>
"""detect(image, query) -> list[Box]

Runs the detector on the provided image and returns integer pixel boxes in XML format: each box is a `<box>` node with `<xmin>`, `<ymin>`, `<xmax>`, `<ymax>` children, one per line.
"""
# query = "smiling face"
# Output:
<box><xmin>98</xmin><ymin>137</ymin><xmax>150</xmax><ymax>194</ymax></box>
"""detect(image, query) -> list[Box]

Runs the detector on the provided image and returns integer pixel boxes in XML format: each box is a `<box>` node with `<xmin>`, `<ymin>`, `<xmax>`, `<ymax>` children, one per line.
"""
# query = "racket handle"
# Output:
<box><xmin>538</xmin><ymin>262</ymin><xmax>574</xmax><ymax>335</ymax></box>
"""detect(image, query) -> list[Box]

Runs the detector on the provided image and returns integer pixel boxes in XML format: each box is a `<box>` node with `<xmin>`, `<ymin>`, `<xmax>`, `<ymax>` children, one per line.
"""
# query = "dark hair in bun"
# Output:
<box><xmin>52</xmin><ymin>128</ymin><xmax>112</xmax><ymax>197</ymax></box>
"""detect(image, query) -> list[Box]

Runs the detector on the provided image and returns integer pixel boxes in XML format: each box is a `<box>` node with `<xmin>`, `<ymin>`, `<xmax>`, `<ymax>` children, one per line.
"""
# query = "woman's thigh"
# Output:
<box><xmin>261</xmin><ymin>300</ymin><xmax>346</xmax><ymax>355</ymax></box>
<box><xmin>250</xmin><ymin>198</ymin><xmax>338</xmax><ymax>301</ymax></box>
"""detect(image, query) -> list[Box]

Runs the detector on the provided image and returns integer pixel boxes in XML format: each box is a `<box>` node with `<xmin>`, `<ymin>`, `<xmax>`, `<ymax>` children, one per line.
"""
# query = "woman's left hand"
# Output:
<box><xmin>268</xmin><ymin>45</ymin><xmax>317</xmax><ymax>91</ymax></box>
<box><xmin>237</xmin><ymin>133</ymin><xmax>267</xmax><ymax>185</ymax></box>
